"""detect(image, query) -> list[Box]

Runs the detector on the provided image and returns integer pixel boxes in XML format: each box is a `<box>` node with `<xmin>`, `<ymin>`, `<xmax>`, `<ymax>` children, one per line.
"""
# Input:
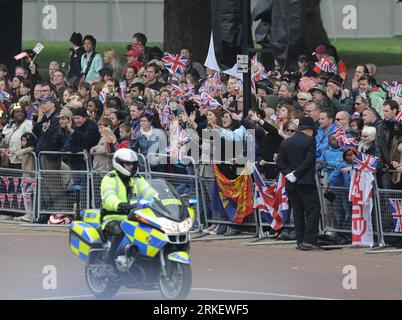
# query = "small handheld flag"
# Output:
<box><xmin>33</xmin><ymin>42</ymin><xmax>45</xmax><ymax>55</ymax></box>
<box><xmin>14</xmin><ymin>52</ymin><xmax>28</xmax><ymax>61</ymax></box>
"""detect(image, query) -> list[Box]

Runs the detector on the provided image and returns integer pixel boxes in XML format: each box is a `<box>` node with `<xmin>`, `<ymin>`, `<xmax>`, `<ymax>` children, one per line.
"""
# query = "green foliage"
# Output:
<box><xmin>331</xmin><ymin>37</ymin><xmax>402</xmax><ymax>67</ymax></box>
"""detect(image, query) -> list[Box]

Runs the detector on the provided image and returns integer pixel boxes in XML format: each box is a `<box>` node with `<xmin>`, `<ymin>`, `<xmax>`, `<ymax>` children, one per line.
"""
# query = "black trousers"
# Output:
<box><xmin>288</xmin><ymin>184</ymin><xmax>321</xmax><ymax>245</ymax></box>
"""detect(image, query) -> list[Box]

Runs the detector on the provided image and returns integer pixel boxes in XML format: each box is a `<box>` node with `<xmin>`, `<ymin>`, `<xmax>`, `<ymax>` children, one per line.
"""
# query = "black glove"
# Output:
<box><xmin>117</xmin><ymin>202</ymin><xmax>132</xmax><ymax>214</ymax></box>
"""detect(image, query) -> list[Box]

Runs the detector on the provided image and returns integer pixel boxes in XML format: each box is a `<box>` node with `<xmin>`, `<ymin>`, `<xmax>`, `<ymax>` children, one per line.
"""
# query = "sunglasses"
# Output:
<box><xmin>287</xmin><ymin>129</ymin><xmax>297</xmax><ymax>133</ymax></box>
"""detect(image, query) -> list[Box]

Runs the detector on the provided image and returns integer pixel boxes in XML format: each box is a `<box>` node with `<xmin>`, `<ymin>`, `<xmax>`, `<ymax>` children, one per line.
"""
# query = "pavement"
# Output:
<box><xmin>1</xmin><ymin>223</ymin><xmax>402</xmax><ymax>301</ymax></box>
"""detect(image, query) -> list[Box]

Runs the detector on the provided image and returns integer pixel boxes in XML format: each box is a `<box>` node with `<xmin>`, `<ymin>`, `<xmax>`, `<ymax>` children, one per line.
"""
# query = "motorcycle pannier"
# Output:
<box><xmin>69</xmin><ymin>221</ymin><xmax>103</xmax><ymax>263</ymax></box>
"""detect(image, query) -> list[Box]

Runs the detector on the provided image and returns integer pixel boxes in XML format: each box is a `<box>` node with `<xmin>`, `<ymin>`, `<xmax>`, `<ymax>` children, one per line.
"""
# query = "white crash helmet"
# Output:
<box><xmin>113</xmin><ymin>148</ymin><xmax>139</xmax><ymax>177</ymax></box>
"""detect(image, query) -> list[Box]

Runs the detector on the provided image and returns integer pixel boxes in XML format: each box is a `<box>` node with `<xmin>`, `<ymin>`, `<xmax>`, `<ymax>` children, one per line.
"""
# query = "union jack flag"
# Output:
<box><xmin>353</xmin><ymin>153</ymin><xmax>378</xmax><ymax>173</ymax></box>
<box><xmin>166</xmin><ymin>126</ymin><xmax>190</xmax><ymax>161</ymax></box>
<box><xmin>161</xmin><ymin>99</ymin><xmax>171</xmax><ymax>131</ymax></box>
<box><xmin>315</xmin><ymin>57</ymin><xmax>338</xmax><ymax>74</ymax></box>
<box><xmin>191</xmin><ymin>95</ymin><xmax>202</xmax><ymax>105</ymax></box>
<box><xmin>184</xmin><ymin>84</ymin><xmax>195</xmax><ymax>96</ymax></box>
<box><xmin>250</xmin><ymin>54</ymin><xmax>269</xmax><ymax>94</ymax></box>
<box><xmin>200</xmin><ymin>92</ymin><xmax>221</xmax><ymax>110</ymax></box>
<box><xmin>396</xmin><ymin>110</ymin><xmax>402</xmax><ymax>123</ymax></box>
<box><xmin>198</xmin><ymin>79</ymin><xmax>209</xmax><ymax>94</ymax></box>
<box><xmin>391</xmin><ymin>81</ymin><xmax>402</xmax><ymax>98</ymax></box>
<box><xmin>251</xmin><ymin>54</ymin><xmax>265</xmax><ymax>73</ymax></box>
<box><xmin>0</xmin><ymin>91</ymin><xmax>12</xmax><ymax>102</ymax></box>
<box><xmin>334</xmin><ymin>127</ymin><xmax>347</xmax><ymax>146</ymax></box>
<box><xmin>253</xmin><ymin>69</ymin><xmax>269</xmax><ymax>83</ymax></box>
<box><xmin>170</xmin><ymin>83</ymin><xmax>186</xmax><ymax>105</ymax></box>
<box><xmin>389</xmin><ymin>198</ymin><xmax>402</xmax><ymax>232</ymax></box>
<box><xmin>162</xmin><ymin>53</ymin><xmax>188</xmax><ymax>75</ymax></box>
<box><xmin>334</xmin><ymin>127</ymin><xmax>359</xmax><ymax>147</ymax></box>
<box><xmin>253</xmin><ymin>165</ymin><xmax>288</xmax><ymax>231</ymax></box>
<box><xmin>209</xmin><ymin>72</ymin><xmax>222</xmax><ymax>89</ymax></box>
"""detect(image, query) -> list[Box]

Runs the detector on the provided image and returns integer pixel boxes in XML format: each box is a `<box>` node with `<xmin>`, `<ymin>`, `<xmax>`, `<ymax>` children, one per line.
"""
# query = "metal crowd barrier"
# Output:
<box><xmin>374</xmin><ymin>186</ymin><xmax>402</xmax><ymax>243</ymax></box>
<box><xmin>36</xmin><ymin>151</ymin><xmax>91</xmax><ymax>220</ymax></box>
<box><xmin>90</xmin><ymin>153</ymin><xmax>149</xmax><ymax>209</ymax></box>
<box><xmin>317</xmin><ymin>174</ymin><xmax>383</xmax><ymax>247</ymax></box>
<box><xmin>147</xmin><ymin>153</ymin><xmax>203</xmax><ymax>233</ymax></box>
<box><xmin>6</xmin><ymin>147</ymin><xmax>401</xmax><ymax>251</ymax></box>
<box><xmin>0</xmin><ymin>152</ymin><xmax>38</xmax><ymax>220</ymax></box>
<box><xmin>254</xmin><ymin>162</ymin><xmax>295</xmax><ymax>240</ymax></box>
<box><xmin>197</xmin><ymin>162</ymin><xmax>259</xmax><ymax>240</ymax></box>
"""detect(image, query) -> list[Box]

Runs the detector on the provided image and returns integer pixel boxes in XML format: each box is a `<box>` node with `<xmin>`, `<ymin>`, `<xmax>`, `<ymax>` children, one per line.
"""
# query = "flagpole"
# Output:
<box><xmin>242</xmin><ymin>0</ymin><xmax>251</xmax><ymax>116</ymax></box>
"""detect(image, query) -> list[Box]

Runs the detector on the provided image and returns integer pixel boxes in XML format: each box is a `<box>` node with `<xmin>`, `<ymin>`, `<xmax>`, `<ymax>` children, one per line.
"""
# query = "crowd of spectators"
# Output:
<box><xmin>0</xmin><ymin>31</ymin><xmax>401</xmax><ymax>228</ymax></box>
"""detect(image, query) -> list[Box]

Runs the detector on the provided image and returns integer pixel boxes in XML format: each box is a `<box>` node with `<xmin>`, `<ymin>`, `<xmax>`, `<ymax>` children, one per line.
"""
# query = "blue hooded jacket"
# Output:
<box><xmin>319</xmin><ymin>146</ymin><xmax>343</xmax><ymax>175</ymax></box>
<box><xmin>328</xmin><ymin>161</ymin><xmax>352</xmax><ymax>187</ymax></box>
<box><xmin>316</xmin><ymin>123</ymin><xmax>337</xmax><ymax>159</ymax></box>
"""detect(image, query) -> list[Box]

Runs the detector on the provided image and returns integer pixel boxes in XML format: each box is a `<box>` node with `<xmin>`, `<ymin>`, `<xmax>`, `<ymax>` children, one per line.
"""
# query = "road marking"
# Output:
<box><xmin>32</xmin><ymin>287</ymin><xmax>339</xmax><ymax>300</ymax></box>
<box><xmin>192</xmin><ymin>288</ymin><xmax>340</xmax><ymax>300</ymax></box>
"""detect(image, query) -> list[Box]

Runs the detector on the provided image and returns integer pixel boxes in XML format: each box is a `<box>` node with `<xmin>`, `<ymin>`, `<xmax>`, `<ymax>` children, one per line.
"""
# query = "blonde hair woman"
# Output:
<box><xmin>103</xmin><ymin>49</ymin><xmax>121</xmax><ymax>79</ymax></box>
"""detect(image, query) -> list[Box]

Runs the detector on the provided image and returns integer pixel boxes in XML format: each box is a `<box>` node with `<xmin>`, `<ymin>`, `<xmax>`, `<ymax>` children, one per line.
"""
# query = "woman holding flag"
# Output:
<box><xmin>205</xmin><ymin>108</ymin><xmax>254</xmax><ymax>236</ymax></box>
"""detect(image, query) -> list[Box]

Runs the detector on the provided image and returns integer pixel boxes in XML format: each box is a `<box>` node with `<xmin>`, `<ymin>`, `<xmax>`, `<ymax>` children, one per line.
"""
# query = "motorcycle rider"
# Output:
<box><xmin>100</xmin><ymin>148</ymin><xmax>157</xmax><ymax>280</ymax></box>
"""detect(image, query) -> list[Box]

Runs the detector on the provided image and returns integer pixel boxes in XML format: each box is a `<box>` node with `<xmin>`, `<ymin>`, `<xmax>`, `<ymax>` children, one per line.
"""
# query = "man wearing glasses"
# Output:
<box><xmin>304</xmin><ymin>101</ymin><xmax>321</xmax><ymax>130</ymax></box>
<box><xmin>335</xmin><ymin>111</ymin><xmax>357</xmax><ymax>139</ymax></box>
<box><xmin>40</xmin><ymin>82</ymin><xmax>55</xmax><ymax>98</ymax></box>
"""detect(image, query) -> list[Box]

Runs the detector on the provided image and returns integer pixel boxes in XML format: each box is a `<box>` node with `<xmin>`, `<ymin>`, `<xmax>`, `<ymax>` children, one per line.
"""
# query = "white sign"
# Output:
<box><xmin>236</xmin><ymin>55</ymin><xmax>249</xmax><ymax>74</ymax></box>
<box><xmin>237</xmin><ymin>55</ymin><xmax>248</xmax><ymax>64</ymax></box>
<box><xmin>33</xmin><ymin>42</ymin><xmax>45</xmax><ymax>55</ymax></box>
<box><xmin>236</xmin><ymin>64</ymin><xmax>249</xmax><ymax>74</ymax></box>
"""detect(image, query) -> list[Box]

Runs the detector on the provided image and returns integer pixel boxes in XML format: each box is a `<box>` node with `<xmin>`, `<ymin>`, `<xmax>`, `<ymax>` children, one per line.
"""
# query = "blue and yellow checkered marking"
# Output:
<box><xmin>168</xmin><ymin>252</ymin><xmax>191</xmax><ymax>265</ymax></box>
<box><xmin>80</xmin><ymin>209</ymin><xmax>101</xmax><ymax>226</ymax></box>
<box><xmin>69</xmin><ymin>222</ymin><xmax>102</xmax><ymax>263</ymax></box>
<box><xmin>71</xmin><ymin>222</ymin><xmax>102</xmax><ymax>244</ymax></box>
<box><xmin>136</xmin><ymin>208</ymin><xmax>157</xmax><ymax>219</ymax></box>
<box><xmin>120</xmin><ymin>221</ymin><xmax>168</xmax><ymax>258</ymax></box>
<box><xmin>70</xmin><ymin>234</ymin><xmax>90</xmax><ymax>263</ymax></box>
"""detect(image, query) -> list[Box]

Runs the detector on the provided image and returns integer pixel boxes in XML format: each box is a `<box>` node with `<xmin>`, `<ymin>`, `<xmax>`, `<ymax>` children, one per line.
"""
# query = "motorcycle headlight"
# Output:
<box><xmin>159</xmin><ymin>218</ymin><xmax>192</xmax><ymax>234</ymax></box>
<box><xmin>178</xmin><ymin>218</ymin><xmax>193</xmax><ymax>233</ymax></box>
<box><xmin>159</xmin><ymin>219</ymin><xmax>179</xmax><ymax>234</ymax></box>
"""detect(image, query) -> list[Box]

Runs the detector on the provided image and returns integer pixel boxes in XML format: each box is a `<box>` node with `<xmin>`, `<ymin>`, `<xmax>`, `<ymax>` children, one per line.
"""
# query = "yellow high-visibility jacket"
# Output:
<box><xmin>100</xmin><ymin>170</ymin><xmax>157</xmax><ymax>213</ymax></box>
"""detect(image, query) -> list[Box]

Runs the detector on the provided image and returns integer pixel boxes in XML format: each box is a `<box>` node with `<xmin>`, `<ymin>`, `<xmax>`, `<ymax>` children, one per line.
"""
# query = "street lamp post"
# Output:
<box><xmin>242</xmin><ymin>0</ymin><xmax>251</xmax><ymax>116</ymax></box>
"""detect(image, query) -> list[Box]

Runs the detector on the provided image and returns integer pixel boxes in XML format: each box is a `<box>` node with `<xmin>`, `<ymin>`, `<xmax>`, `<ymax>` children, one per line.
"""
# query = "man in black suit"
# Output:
<box><xmin>67</xmin><ymin>32</ymin><xmax>85</xmax><ymax>90</ymax></box>
<box><xmin>277</xmin><ymin>117</ymin><xmax>321</xmax><ymax>250</ymax></box>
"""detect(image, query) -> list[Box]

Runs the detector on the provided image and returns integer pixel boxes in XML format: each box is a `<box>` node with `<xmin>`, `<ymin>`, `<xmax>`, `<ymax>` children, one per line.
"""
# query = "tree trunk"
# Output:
<box><xmin>304</xmin><ymin>0</ymin><xmax>330</xmax><ymax>52</ymax></box>
<box><xmin>164</xmin><ymin>0</ymin><xmax>211</xmax><ymax>63</ymax></box>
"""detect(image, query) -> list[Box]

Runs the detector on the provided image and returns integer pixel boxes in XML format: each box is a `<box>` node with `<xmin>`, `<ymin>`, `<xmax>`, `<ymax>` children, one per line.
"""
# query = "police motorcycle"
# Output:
<box><xmin>69</xmin><ymin>164</ymin><xmax>196</xmax><ymax>299</ymax></box>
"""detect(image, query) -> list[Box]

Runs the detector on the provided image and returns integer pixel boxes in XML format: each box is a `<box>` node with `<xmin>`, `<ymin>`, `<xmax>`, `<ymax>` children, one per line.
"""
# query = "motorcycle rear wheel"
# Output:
<box><xmin>159</xmin><ymin>262</ymin><xmax>192</xmax><ymax>300</ymax></box>
<box><xmin>85</xmin><ymin>265</ymin><xmax>120</xmax><ymax>299</ymax></box>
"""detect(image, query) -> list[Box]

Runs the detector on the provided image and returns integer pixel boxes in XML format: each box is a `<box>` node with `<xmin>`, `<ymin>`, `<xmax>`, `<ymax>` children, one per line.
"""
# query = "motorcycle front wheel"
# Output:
<box><xmin>159</xmin><ymin>262</ymin><xmax>192</xmax><ymax>300</ymax></box>
<box><xmin>85</xmin><ymin>265</ymin><xmax>120</xmax><ymax>299</ymax></box>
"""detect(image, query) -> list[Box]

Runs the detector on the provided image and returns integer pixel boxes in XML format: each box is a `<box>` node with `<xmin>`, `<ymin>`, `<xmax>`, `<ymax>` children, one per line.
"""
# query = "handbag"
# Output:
<box><xmin>80</xmin><ymin>51</ymin><xmax>96</xmax><ymax>84</ymax></box>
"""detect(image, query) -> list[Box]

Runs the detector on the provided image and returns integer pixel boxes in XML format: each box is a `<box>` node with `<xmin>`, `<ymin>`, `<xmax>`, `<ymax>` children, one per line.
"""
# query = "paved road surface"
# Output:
<box><xmin>1</xmin><ymin>223</ymin><xmax>402</xmax><ymax>300</ymax></box>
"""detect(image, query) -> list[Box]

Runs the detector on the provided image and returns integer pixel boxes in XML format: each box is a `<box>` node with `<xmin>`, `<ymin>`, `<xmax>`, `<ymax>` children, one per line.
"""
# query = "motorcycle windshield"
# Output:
<box><xmin>147</xmin><ymin>179</ymin><xmax>189</xmax><ymax>222</ymax></box>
